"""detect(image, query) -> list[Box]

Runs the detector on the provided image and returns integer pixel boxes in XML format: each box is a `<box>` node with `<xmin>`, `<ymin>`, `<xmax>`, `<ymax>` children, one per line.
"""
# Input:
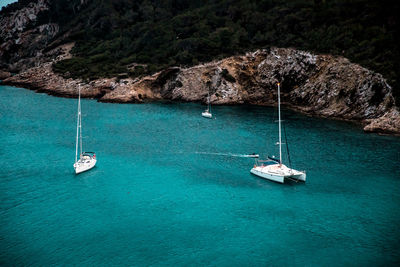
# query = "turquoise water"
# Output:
<box><xmin>0</xmin><ymin>0</ymin><xmax>17</xmax><ymax>9</ymax></box>
<box><xmin>1</xmin><ymin>85</ymin><xmax>400</xmax><ymax>266</ymax></box>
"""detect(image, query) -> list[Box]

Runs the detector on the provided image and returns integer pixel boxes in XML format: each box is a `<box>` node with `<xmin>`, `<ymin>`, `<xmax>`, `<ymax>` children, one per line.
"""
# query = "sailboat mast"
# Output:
<box><xmin>79</xmin><ymin>87</ymin><xmax>82</xmax><ymax>156</ymax></box>
<box><xmin>75</xmin><ymin>85</ymin><xmax>81</xmax><ymax>162</ymax></box>
<box><xmin>278</xmin><ymin>82</ymin><xmax>282</xmax><ymax>164</ymax></box>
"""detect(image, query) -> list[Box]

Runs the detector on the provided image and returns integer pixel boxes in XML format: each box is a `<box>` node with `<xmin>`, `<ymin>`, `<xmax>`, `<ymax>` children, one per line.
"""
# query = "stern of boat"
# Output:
<box><xmin>288</xmin><ymin>171</ymin><xmax>306</xmax><ymax>182</ymax></box>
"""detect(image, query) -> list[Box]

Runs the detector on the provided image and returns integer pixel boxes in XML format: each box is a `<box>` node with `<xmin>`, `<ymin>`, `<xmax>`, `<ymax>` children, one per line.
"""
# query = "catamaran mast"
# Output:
<box><xmin>278</xmin><ymin>82</ymin><xmax>282</xmax><ymax>164</ymax></box>
<box><xmin>75</xmin><ymin>85</ymin><xmax>81</xmax><ymax>162</ymax></box>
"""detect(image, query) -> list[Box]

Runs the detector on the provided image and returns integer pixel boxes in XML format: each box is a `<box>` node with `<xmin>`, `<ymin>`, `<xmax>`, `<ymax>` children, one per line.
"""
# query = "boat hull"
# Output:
<box><xmin>250</xmin><ymin>165</ymin><xmax>306</xmax><ymax>184</ymax></box>
<box><xmin>202</xmin><ymin>112</ymin><xmax>212</xmax><ymax>118</ymax></box>
<box><xmin>244</xmin><ymin>154</ymin><xmax>259</xmax><ymax>158</ymax></box>
<box><xmin>290</xmin><ymin>172</ymin><xmax>306</xmax><ymax>182</ymax></box>
<box><xmin>250</xmin><ymin>168</ymin><xmax>285</xmax><ymax>183</ymax></box>
<box><xmin>74</xmin><ymin>159</ymin><xmax>97</xmax><ymax>174</ymax></box>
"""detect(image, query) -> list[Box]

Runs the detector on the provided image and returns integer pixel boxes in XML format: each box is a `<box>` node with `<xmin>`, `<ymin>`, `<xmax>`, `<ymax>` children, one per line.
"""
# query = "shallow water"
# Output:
<box><xmin>1</xmin><ymin>85</ymin><xmax>399</xmax><ymax>266</ymax></box>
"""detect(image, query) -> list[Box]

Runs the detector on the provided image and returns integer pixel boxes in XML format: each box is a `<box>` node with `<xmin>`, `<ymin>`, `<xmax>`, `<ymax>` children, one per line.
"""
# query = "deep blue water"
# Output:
<box><xmin>1</xmin><ymin>85</ymin><xmax>400</xmax><ymax>266</ymax></box>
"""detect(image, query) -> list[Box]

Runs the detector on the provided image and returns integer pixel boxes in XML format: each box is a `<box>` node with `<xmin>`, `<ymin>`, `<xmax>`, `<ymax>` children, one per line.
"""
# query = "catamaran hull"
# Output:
<box><xmin>202</xmin><ymin>112</ymin><xmax>212</xmax><ymax>118</ymax></box>
<box><xmin>250</xmin><ymin>168</ymin><xmax>306</xmax><ymax>183</ymax></box>
<box><xmin>291</xmin><ymin>172</ymin><xmax>306</xmax><ymax>182</ymax></box>
<box><xmin>74</xmin><ymin>159</ymin><xmax>97</xmax><ymax>174</ymax></box>
<box><xmin>250</xmin><ymin>168</ymin><xmax>285</xmax><ymax>183</ymax></box>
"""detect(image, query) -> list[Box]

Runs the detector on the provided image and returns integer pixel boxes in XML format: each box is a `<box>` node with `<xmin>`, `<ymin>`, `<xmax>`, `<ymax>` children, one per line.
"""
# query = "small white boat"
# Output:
<box><xmin>250</xmin><ymin>83</ymin><xmax>306</xmax><ymax>183</ymax></box>
<box><xmin>74</xmin><ymin>152</ymin><xmax>97</xmax><ymax>174</ymax></box>
<box><xmin>202</xmin><ymin>92</ymin><xmax>212</xmax><ymax>119</ymax></box>
<box><xmin>243</xmin><ymin>153</ymin><xmax>259</xmax><ymax>158</ymax></box>
<box><xmin>202</xmin><ymin>110</ymin><xmax>212</xmax><ymax>118</ymax></box>
<box><xmin>73</xmin><ymin>85</ymin><xmax>97</xmax><ymax>174</ymax></box>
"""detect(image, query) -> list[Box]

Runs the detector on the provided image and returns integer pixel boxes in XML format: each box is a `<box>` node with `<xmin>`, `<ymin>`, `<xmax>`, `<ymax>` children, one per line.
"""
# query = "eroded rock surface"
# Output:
<box><xmin>3</xmin><ymin>47</ymin><xmax>399</xmax><ymax>135</ymax></box>
<box><xmin>0</xmin><ymin>0</ymin><xmax>60</xmax><ymax>72</ymax></box>
<box><xmin>1</xmin><ymin>0</ymin><xmax>399</xmax><ymax>134</ymax></box>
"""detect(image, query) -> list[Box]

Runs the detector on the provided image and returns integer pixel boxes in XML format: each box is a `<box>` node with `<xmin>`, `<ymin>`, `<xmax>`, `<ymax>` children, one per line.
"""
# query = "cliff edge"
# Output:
<box><xmin>2</xmin><ymin>47</ymin><xmax>399</xmax><ymax>135</ymax></box>
<box><xmin>0</xmin><ymin>0</ymin><xmax>398</xmax><ymax>135</ymax></box>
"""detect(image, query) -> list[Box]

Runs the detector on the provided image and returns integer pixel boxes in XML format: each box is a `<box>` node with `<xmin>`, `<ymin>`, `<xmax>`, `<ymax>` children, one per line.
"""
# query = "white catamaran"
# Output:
<box><xmin>250</xmin><ymin>82</ymin><xmax>306</xmax><ymax>183</ymax></box>
<box><xmin>202</xmin><ymin>91</ymin><xmax>212</xmax><ymax>119</ymax></box>
<box><xmin>73</xmin><ymin>85</ymin><xmax>97</xmax><ymax>174</ymax></box>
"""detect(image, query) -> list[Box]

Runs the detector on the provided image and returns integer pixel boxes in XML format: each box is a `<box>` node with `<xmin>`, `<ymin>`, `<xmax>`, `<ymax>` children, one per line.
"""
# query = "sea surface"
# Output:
<box><xmin>1</xmin><ymin>85</ymin><xmax>400</xmax><ymax>266</ymax></box>
<box><xmin>0</xmin><ymin>0</ymin><xmax>17</xmax><ymax>9</ymax></box>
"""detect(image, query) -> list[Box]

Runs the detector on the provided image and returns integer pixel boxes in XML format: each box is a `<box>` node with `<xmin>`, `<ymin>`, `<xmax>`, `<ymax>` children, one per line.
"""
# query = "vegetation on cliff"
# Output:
<box><xmin>1</xmin><ymin>0</ymin><xmax>399</xmax><ymax>103</ymax></box>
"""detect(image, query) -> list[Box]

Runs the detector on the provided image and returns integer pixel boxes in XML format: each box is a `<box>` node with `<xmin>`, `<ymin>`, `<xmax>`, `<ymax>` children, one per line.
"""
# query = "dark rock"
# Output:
<box><xmin>0</xmin><ymin>70</ymin><xmax>11</xmax><ymax>80</ymax></box>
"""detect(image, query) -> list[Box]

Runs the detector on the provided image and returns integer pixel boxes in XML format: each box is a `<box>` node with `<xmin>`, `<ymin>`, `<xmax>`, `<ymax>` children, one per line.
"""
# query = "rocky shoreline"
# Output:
<box><xmin>1</xmin><ymin>47</ymin><xmax>399</xmax><ymax>135</ymax></box>
<box><xmin>1</xmin><ymin>0</ymin><xmax>398</xmax><ymax>135</ymax></box>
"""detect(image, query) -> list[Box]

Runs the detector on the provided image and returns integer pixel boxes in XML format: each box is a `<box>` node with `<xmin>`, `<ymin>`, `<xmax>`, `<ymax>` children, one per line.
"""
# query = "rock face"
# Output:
<box><xmin>363</xmin><ymin>109</ymin><xmax>400</xmax><ymax>135</ymax></box>
<box><xmin>0</xmin><ymin>0</ymin><xmax>60</xmax><ymax>72</ymax></box>
<box><xmin>0</xmin><ymin>2</ymin><xmax>398</xmax><ymax>135</ymax></box>
<box><xmin>2</xmin><ymin>46</ymin><xmax>399</xmax><ymax>135</ymax></box>
<box><xmin>0</xmin><ymin>70</ymin><xmax>11</xmax><ymax>80</ymax></box>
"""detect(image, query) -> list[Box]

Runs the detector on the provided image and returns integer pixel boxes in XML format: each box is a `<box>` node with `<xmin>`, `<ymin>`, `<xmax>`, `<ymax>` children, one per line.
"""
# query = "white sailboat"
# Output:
<box><xmin>73</xmin><ymin>85</ymin><xmax>97</xmax><ymax>174</ymax></box>
<box><xmin>250</xmin><ymin>82</ymin><xmax>306</xmax><ymax>183</ymax></box>
<box><xmin>202</xmin><ymin>91</ymin><xmax>212</xmax><ymax>119</ymax></box>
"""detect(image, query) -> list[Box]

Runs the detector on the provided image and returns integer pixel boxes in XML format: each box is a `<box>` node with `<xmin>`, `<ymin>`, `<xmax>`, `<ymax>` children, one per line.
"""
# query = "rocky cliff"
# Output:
<box><xmin>2</xmin><ymin>46</ymin><xmax>399</xmax><ymax>135</ymax></box>
<box><xmin>0</xmin><ymin>0</ymin><xmax>60</xmax><ymax>73</ymax></box>
<box><xmin>0</xmin><ymin>1</ymin><xmax>399</xmax><ymax>135</ymax></box>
